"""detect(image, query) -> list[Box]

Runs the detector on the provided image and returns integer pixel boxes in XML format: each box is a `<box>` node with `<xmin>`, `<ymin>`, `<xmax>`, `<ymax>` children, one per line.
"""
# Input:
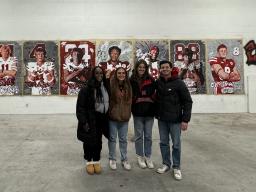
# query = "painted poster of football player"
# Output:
<box><xmin>96</xmin><ymin>40</ymin><xmax>132</xmax><ymax>77</ymax></box>
<box><xmin>60</xmin><ymin>41</ymin><xmax>95</xmax><ymax>95</ymax></box>
<box><xmin>207</xmin><ymin>39</ymin><xmax>244</xmax><ymax>94</ymax></box>
<box><xmin>170</xmin><ymin>40</ymin><xmax>206</xmax><ymax>94</ymax></box>
<box><xmin>23</xmin><ymin>41</ymin><xmax>59</xmax><ymax>95</ymax></box>
<box><xmin>135</xmin><ymin>40</ymin><xmax>169</xmax><ymax>80</ymax></box>
<box><xmin>0</xmin><ymin>42</ymin><xmax>22</xmax><ymax>95</ymax></box>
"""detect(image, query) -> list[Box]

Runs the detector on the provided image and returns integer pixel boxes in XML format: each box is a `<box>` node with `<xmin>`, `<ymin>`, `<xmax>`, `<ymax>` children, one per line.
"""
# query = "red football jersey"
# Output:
<box><xmin>209</xmin><ymin>57</ymin><xmax>236</xmax><ymax>94</ymax></box>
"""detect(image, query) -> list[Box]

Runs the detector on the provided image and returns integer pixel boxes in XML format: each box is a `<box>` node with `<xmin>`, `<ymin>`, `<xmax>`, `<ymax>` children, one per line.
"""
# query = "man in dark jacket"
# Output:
<box><xmin>155</xmin><ymin>60</ymin><xmax>193</xmax><ymax>180</ymax></box>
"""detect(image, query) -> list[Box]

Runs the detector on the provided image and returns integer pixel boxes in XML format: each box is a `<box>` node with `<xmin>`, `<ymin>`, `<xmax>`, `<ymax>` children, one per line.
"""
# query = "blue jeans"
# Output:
<box><xmin>158</xmin><ymin>120</ymin><xmax>181</xmax><ymax>169</ymax></box>
<box><xmin>108</xmin><ymin>120</ymin><xmax>128</xmax><ymax>161</ymax></box>
<box><xmin>133</xmin><ymin>116</ymin><xmax>154</xmax><ymax>158</ymax></box>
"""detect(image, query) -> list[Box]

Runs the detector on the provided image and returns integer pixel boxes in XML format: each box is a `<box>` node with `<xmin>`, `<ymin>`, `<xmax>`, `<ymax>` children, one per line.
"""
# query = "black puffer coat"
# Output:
<box><xmin>155</xmin><ymin>76</ymin><xmax>193</xmax><ymax>122</ymax></box>
<box><xmin>76</xmin><ymin>79</ymin><xmax>109</xmax><ymax>144</ymax></box>
<box><xmin>130</xmin><ymin>76</ymin><xmax>156</xmax><ymax>117</ymax></box>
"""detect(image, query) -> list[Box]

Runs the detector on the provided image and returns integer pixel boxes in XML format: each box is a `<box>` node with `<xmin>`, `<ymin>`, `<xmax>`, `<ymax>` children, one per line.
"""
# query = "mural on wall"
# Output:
<box><xmin>170</xmin><ymin>40</ymin><xmax>206</xmax><ymax>94</ymax></box>
<box><xmin>0</xmin><ymin>42</ymin><xmax>22</xmax><ymax>95</ymax></box>
<box><xmin>0</xmin><ymin>38</ymin><xmax>248</xmax><ymax>97</ymax></box>
<box><xmin>96</xmin><ymin>40</ymin><xmax>133</xmax><ymax>77</ymax></box>
<box><xmin>244</xmin><ymin>40</ymin><xmax>256</xmax><ymax>65</ymax></box>
<box><xmin>206</xmin><ymin>39</ymin><xmax>244</xmax><ymax>94</ymax></box>
<box><xmin>135</xmin><ymin>40</ymin><xmax>169</xmax><ymax>80</ymax></box>
<box><xmin>60</xmin><ymin>41</ymin><xmax>95</xmax><ymax>95</ymax></box>
<box><xmin>23</xmin><ymin>41</ymin><xmax>59</xmax><ymax>95</ymax></box>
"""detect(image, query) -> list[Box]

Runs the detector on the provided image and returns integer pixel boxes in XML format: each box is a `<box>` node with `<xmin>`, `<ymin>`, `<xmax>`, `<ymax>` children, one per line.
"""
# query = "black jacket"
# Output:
<box><xmin>155</xmin><ymin>76</ymin><xmax>193</xmax><ymax>122</ymax></box>
<box><xmin>76</xmin><ymin>79</ymin><xmax>109</xmax><ymax>143</ymax></box>
<box><xmin>130</xmin><ymin>76</ymin><xmax>156</xmax><ymax>117</ymax></box>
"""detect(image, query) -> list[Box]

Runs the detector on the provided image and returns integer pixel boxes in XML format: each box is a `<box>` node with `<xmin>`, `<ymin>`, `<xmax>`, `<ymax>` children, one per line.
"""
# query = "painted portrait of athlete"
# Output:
<box><xmin>97</xmin><ymin>40</ymin><xmax>132</xmax><ymax>78</ymax></box>
<box><xmin>60</xmin><ymin>41</ymin><xmax>95</xmax><ymax>95</ymax></box>
<box><xmin>0</xmin><ymin>44</ymin><xmax>19</xmax><ymax>95</ymax></box>
<box><xmin>98</xmin><ymin>45</ymin><xmax>131</xmax><ymax>77</ymax></box>
<box><xmin>23</xmin><ymin>41</ymin><xmax>59</xmax><ymax>95</ymax></box>
<box><xmin>135</xmin><ymin>40</ymin><xmax>169</xmax><ymax>80</ymax></box>
<box><xmin>25</xmin><ymin>46</ymin><xmax>55</xmax><ymax>95</ymax></box>
<box><xmin>171</xmin><ymin>40</ymin><xmax>206</xmax><ymax>94</ymax></box>
<box><xmin>209</xmin><ymin>44</ymin><xmax>241</xmax><ymax>94</ymax></box>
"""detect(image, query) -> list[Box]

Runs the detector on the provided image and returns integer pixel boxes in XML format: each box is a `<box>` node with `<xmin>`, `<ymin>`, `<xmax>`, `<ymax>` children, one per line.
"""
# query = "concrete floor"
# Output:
<box><xmin>0</xmin><ymin>113</ymin><xmax>255</xmax><ymax>192</ymax></box>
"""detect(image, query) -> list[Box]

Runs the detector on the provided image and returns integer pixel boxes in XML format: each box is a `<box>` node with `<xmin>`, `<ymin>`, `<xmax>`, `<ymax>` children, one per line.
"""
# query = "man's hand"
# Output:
<box><xmin>181</xmin><ymin>122</ymin><xmax>188</xmax><ymax>131</ymax></box>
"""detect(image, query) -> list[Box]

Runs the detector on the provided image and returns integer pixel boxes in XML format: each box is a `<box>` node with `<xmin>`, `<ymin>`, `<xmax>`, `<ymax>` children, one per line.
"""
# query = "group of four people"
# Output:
<box><xmin>76</xmin><ymin>58</ymin><xmax>193</xmax><ymax>180</ymax></box>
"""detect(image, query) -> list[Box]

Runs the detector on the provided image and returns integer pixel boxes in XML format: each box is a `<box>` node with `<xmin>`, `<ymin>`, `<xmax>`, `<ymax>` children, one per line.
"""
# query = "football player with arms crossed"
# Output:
<box><xmin>63</xmin><ymin>47</ymin><xmax>91</xmax><ymax>95</ymax></box>
<box><xmin>26</xmin><ymin>47</ymin><xmax>55</xmax><ymax>95</ymax></box>
<box><xmin>209</xmin><ymin>44</ymin><xmax>240</xmax><ymax>94</ymax></box>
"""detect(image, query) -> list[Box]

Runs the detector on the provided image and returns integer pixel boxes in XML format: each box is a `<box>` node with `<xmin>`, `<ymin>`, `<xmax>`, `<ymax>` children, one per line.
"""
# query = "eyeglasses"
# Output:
<box><xmin>95</xmin><ymin>72</ymin><xmax>103</xmax><ymax>75</ymax></box>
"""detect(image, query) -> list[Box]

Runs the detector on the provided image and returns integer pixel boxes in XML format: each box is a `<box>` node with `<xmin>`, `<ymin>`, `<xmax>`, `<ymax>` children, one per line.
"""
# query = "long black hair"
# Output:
<box><xmin>89</xmin><ymin>66</ymin><xmax>108</xmax><ymax>102</ymax></box>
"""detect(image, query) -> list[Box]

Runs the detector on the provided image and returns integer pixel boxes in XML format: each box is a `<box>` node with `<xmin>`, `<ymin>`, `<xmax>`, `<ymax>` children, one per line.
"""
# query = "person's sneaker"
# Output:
<box><xmin>86</xmin><ymin>162</ymin><xmax>94</xmax><ymax>175</ymax></box>
<box><xmin>109</xmin><ymin>160</ymin><xmax>117</xmax><ymax>170</ymax></box>
<box><xmin>93</xmin><ymin>161</ymin><xmax>102</xmax><ymax>174</ymax></box>
<box><xmin>156</xmin><ymin>164</ymin><xmax>170</xmax><ymax>174</ymax></box>
<box><xmin>137</xmin><ymin>156</ymin><xmax>147</xmax><ymax>169</ymax></box>
<box><xmin>122</xmin><ymin>161</ymin><xmax>131</xmax><ymax>170</ymax></box>
<box><xmin>173</xmin><ymin>169</ymin><xmax>182</xmax><ymax>180</ymax></box>
<box><xmin>145</xmin><ymin>157</ymin><xmax>154</xmax><ymax>169</ymax></box>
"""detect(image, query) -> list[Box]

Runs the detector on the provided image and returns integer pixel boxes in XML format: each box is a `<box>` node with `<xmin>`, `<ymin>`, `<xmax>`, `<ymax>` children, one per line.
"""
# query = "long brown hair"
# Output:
<box><xmin>110</xmin><ymin>67</ymin><xmax>132</xmax><ymax>103</ymax></box>
<box><xmin>130</xmin><ymin>59</ymin><xmax>150</xmax><ymax>82</ymax></box>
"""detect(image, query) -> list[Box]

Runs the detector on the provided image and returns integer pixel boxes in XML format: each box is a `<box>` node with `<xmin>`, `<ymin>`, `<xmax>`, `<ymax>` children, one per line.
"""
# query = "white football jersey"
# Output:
<box><xmin>0</xmin><ymin>57</ymin><xmax>18</xmax><ymax>72</ymax></box>
<box><xmin>27</xmin><ymin>61</ymin><xmax>54</xmax><ymax>74</ymax></box>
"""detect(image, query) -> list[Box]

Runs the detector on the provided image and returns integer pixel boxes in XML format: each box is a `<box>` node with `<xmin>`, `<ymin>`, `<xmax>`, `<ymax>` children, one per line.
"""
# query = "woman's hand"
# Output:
<box><xmin>83</xmin><ymin>123</ymin><xmax>90</xmax><ymax>132</ymax></box>
<box><xmin>105</xmin><ymin>70</ymin><xmax>111</xmax><ymax>79</ymax></box>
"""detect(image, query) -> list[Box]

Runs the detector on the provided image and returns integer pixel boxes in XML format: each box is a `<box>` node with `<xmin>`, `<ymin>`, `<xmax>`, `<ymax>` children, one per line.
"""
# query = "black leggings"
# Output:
<box><xmin>83</xmin><ymin>112</ymin><xmax>109</xmax><ymax>161</ymax></box>
<box><xmin>83</xmin><ymin>142</ymin><xmax>102</xmax><ymax>161</ymax></box>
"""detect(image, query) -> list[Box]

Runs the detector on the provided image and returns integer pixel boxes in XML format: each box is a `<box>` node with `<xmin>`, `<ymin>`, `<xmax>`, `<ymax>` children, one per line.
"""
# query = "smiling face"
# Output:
<box><xmin>160</xmin><ymin>63</ymin><xmax>172</xmax><ymax>77</ymax></box>
<box><xmin>94</xmin><ymin>67</ymin><xmax>103</xmax><ymax>82</ymax></box>
<box><xmin>137</xmin><ymin>63</ymin><xmax>146</xmax><ymax>77</ymax></box>
<box><xmin>116</xmin><ymin>68</ymin><xmax>126</xmax><ymax>81</ymax></box>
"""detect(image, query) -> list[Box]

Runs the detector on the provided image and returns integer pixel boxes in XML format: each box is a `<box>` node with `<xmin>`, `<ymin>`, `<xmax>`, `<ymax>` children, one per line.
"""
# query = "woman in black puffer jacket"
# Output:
<box><xmin>76</xmin><ymin>66</ymin><xmax>109</xmax><ymax>175</ymax></box>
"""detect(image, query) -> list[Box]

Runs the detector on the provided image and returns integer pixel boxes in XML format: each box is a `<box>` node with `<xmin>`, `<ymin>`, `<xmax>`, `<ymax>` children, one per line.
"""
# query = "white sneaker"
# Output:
<box><xmin>156</xmin><ymin>164</ymin><xmax>170</xmax><ymax>174</ymax></box>
<box><xmin>173</xmin><ymin>169</ymin><xmax>182</xmax><ymax>180</ymax></box>
<box><xmin>137</xmin><ymin>156</ymin><xmax>147</xmax><ymax>169</ymax></box>
<box><xmin>122</xmin><ymin>161</ymin><xmax>131</xmax><ymax>170</ymax></box>
<box><xmin>109</xmin><ymin>160</ymin><xmax>117</xmax><ymax>170</ymax></box>
<box><xmin>145</xmin><ymin>157</ymin><xmax>154</xmax><ymax>169</ymax></box>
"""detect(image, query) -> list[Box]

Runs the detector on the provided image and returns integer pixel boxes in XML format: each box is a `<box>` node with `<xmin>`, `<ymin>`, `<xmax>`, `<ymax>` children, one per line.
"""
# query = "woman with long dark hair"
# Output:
<box><xmin>130</xmin><ymin>59</ymin><xmax>156</xmax><ymax>169</ymax></box>
<box><xmin>108</xmin><ymin>67</ymin><xmax>132</xmax><ymax>170</ymax></box>
<box><xmin>76</xmin><ymin>66</ymin><xmax>109</xmax><ymax>175</ymax></box>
